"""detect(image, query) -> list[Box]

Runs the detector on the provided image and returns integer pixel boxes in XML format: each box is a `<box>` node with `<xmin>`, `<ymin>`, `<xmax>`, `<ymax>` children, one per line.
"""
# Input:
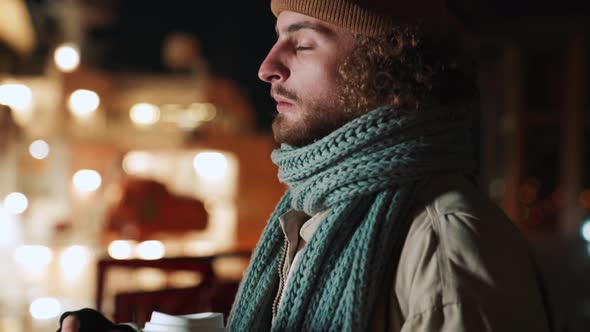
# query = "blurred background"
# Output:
<box><xmin>0</xmin><ymin>0</ymin><xmax>588</xmax><ymax>331</ymax></box>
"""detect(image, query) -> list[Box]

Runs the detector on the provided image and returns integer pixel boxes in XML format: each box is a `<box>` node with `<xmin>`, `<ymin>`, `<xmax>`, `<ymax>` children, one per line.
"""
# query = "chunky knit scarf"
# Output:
<box><xmin>228</xmin><ymin>105</ymin><xmax>475</xmax><ymax>331</ymax></box>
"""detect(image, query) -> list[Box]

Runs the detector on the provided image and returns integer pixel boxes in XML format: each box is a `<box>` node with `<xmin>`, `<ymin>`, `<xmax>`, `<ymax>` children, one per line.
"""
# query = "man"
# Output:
<box><xmin>229</xmin><ymin>1</ymin><xmax>551</xmax><ymax>331</ymax></box>
<box><xmin>61</xmin><ymin>0</ymin><xmax>551</xmax><ymax>331</ymax></box>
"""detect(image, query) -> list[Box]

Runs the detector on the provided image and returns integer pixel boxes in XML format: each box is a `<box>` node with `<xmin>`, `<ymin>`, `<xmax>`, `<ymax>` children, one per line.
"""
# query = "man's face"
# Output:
<box><xmin>258</xmin><ymin>11</ymin><xmax>356</xmax><ymax>147</ymax></box>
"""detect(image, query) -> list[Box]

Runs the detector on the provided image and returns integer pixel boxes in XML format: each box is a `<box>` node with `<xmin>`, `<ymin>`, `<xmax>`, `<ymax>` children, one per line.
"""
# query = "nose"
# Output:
<box><xmin>258</xmin><ymin>44</ymin><xmax>289</xmax><ymax>83</ymax></box>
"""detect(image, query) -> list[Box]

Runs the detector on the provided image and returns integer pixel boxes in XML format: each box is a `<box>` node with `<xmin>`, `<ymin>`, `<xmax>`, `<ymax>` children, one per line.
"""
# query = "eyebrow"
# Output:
<box><xmin>275</xmin><ymin>21</ymin><xmax>336</xmax><ymax>38</ymax></box>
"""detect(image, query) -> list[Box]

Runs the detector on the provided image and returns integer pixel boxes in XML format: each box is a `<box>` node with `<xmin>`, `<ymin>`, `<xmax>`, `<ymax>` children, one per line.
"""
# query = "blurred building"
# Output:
<box><xmin>0</xmin><ymin>0</ymin><xmax>283</xmax><ymax>330</ymax></box>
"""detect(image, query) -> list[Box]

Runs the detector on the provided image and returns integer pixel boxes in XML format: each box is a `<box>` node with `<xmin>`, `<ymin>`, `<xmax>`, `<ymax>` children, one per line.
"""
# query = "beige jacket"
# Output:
<box><xmin>276</xmin><ymin>173</ymin><xmax>550</xmax><ymax>331</ymax></box>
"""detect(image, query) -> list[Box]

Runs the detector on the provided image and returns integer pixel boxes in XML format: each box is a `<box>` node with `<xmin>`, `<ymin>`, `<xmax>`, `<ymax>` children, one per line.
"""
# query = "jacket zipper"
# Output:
<box><xmin>272</xmin><ymin>238</ymin><xmax>288</xmax><ymax>320</ymax></box>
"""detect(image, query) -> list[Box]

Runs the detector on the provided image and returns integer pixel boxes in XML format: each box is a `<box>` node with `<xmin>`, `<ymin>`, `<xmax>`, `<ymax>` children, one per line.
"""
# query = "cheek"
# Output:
<box><xmin>294</xmin><ymin>61</ymin><xmax>342</xmax><ymax>100</ymax></box>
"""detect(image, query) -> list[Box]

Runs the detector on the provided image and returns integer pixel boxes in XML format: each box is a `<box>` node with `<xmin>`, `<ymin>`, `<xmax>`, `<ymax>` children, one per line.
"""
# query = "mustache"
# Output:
<box><xmin>271</xmin><ymin>85</ymin><xmax>299</xmax><ymax>103</ymax></box>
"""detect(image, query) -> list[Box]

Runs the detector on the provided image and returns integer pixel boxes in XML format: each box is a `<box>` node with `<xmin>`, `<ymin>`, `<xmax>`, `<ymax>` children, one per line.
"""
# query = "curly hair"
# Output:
<box><xmin>338</xmin><ymin>23</ymin><xmax>478</xmax><ymax>113</ymax></box>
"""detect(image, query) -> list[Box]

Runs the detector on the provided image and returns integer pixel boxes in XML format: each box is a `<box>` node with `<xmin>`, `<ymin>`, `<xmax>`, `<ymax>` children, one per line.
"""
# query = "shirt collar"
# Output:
<box><xmin>278</xmin><ymin>208</ymin><xmax>330</xmax><ymax>244</ymax></box>
<box><xmin>300</xmin><ymin>209</ymin><xmax>329</xmax><ymax>242</ymax></box>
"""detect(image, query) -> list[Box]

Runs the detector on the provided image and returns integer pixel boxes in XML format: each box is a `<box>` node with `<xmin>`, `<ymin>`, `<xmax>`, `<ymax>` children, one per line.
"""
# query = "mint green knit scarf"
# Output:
<box><xmin>228</xmin><ymin>105</ymin><xmax>475</xmax><ymax>331</ymax></box>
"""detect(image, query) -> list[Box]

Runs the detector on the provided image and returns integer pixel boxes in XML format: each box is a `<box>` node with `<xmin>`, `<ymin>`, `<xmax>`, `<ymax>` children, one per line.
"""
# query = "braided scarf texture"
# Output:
<box><xmin>228</xmin><ymin>105</ymin><xmax>475</xmax><ymax>331</ymax></box>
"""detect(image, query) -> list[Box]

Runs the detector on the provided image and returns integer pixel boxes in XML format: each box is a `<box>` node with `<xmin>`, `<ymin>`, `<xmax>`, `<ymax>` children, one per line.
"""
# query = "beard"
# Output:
<box><xmin>271</xmin><ymin>85</ymin><xmax>364</xmax><ymax>147</ymax></box>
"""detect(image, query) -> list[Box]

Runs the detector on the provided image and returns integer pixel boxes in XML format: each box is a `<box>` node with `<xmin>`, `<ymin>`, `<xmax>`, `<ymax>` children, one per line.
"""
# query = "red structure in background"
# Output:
<box><xmin>96</xmin><ymin>253</ymin><xmax>250</xmax><ymax>326</ymax></box>
<box><xmin>104</xmin><ymin>178</ymin><xmax>208</xmax><ymax>241</ymax></box>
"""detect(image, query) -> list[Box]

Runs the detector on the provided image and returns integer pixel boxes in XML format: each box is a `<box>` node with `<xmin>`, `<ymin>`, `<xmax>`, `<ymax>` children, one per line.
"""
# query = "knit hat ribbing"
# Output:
<box><xmin>271</xmin><ymin>0</ymin><xmax>396</xmax><ymax>36</ymax></box>
<box><xmin>271</xmin><ymin>0</ymin><xmax>449</xmax><ymax>36</ymax></box>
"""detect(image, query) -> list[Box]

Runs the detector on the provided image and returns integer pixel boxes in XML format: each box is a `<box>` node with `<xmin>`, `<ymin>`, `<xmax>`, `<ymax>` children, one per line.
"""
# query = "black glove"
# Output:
<box><xmin>56</xmin><ymin>308</ymin><xmax>137</xmax><ymax>332</ymax></box>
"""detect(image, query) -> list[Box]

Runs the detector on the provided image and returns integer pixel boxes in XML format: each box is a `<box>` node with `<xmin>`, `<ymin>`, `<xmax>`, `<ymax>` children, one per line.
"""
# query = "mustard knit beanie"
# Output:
<box><xmin>270</xmin><ymin>0</ymin><xmax>448</xmax><ymax>36</ymax></box>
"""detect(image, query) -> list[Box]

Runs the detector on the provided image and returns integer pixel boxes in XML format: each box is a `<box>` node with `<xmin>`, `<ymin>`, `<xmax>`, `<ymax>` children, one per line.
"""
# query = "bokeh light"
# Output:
<box><xmin>136</xmin><ymin>268</ymin><xmax>167</xmax><ymax>291</ymax></box>
<box><xmin>581</xmin><ymin>219</ymin><xmax>590</xmax><ymax>243</ymax></box>
<box><xmin>68</xmin><ymin>89</ymin><xmax>99</xmax><ymax>118</ymax></box>
<box><xmin>176</xmin><ymin>103</ymin><xmax>217</xmax><ymax>130</ymax></box>
<box><xmin>193</xmin><ymin>151</ymin><xmax>228</xmax><ymax>180</ymax></box>
<box><xmin>108</xmin><ymin>240</ymin><xmax>135</xmax><ymax>260</ymax></box>
<box><xmin>3</xmin><ymin>192</ymin><xmax>28</xmax><ymax>215</ymax></box>
<box><xmin>72</xmin><ymin>169</ymin><xmax>102</xmax><ymax>193</ymax></box>
<box><xmin>54</xmin><ymin>43</ymin><xmax>80</xmax><ymax>72</ymax></box>
<box><xmin>60</xmin><ymin>245</ymin><xmax>89</xmax><ymax>280</ymax></box>
<box><xmin>0</xmin><ymin>83</ymin><xmax>32</xmax><ymax>111</ymax></box>
<box><xmin>29</xmin><ymin>140</ymin><xmax>50</xmax><ymax>160</ymax></box>
<box><xmin>122</xmin><ymin>151</ymin><xmax>153</xmax><ymax>175</ymax></box>
<box><xmin>130</xmin><ymin>103</ymin><xmax>160</xmax><ymax>127</ymax></box>
<box><xmin>14</xmin><ymin>245</ymin><xmax>52</xmax><ymax>271</ymax></box>
<box><xmin>0</xmin><ymin>204</ymin><xmax>20</xmax><ymax>246</ymax></box>
<box><xmin>136</xmin><ymin>240</ymin><xmax>165</xmax><ymax>260</ymax></box>
<box><xmin>29</xmin><ymin>297</ymin><xmax>61</xmax><ymax>320</ymax></box>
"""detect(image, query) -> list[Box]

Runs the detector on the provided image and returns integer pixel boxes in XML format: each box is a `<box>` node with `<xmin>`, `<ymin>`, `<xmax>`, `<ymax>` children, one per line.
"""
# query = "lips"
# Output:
<box><xmin>276</xmin><ymin>102</ymin><xmax>294</xmax><ymax>113</ymax></box>
<box><xmin>273</xmin><ymin>96</ymin><xmax>295</xmax><ymax>113</ymax></box>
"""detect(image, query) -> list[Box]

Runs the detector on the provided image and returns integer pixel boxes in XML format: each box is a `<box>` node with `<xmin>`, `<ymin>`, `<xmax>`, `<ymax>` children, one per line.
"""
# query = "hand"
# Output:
<box><xmin>60</xmin><ymin>315</ymin><xmax>80</xmax><ymax>332</ymax></box>
<box><xmin>57</xmin><ymin>308</ymin><xmax>137</xmax><ymax>332</ymax></box>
